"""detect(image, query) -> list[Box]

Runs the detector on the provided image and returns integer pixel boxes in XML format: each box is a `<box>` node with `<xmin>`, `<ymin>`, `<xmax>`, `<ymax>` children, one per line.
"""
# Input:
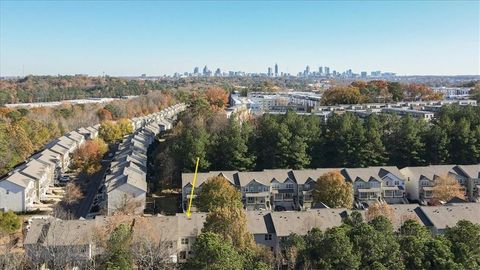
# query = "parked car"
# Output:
<box><xmin>59</xmin><ymin>175</ymin><xmax>71</xmax><ymax>183</ymax></box>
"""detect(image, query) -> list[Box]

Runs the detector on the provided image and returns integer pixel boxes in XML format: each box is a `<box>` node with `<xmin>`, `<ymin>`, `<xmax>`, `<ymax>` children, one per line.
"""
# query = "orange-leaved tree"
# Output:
<box><xmin>313</xmin><ymin>171</ymin><xmax>353</xmax><ymax>208</ymax></box>
<box><xmin>431</xmin><ymin>175</ymin><xmax>465</xmax><ymax>205</ymax></box>
<box><xmin>205</xmin><ymin>87</ymin><xmax>229</xmax><ymax>111</ymax></box>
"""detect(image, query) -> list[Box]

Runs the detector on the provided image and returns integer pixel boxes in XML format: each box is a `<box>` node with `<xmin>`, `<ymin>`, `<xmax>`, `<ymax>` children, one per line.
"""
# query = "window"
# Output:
<box><xmin>179</xmin><ymin>251</ymin><xmax>186</xmax><ymax>260</ymax></box>
<box><xmin>304</xmin><ymin>184</ymin><xmax>310</xmax><ymax>190</ymax></box>
<box><xmin>286</xmin><ymin>183</ymin><xmax>294</xmax><ymax>189</ymax></box>
<box><xmin>181</xmin><ymin>238</ymin><xmax>189</xmax><ymax>245</ymax></box>
<box><xmin>265</xmin><ymin>234</ymin><xmax>272</xmax><ymax>241</ymax></box>
<box><xmin>394</xmin><ymin>181</ymin><xmax>400</xmax><ymax>186</ymax></box>
<box><xmin>249</xmin><ymin>186</ymin><xmax>254</xmax><ymax>192</ymax></box>
<box><xmin>247</xmin><ymin>197</ymin><xmax>254</xmax><ymax>203</ymax></box>
<box><xmin>6</xmin><ymin>190</ymin><xmax>9</xmax><ymax>195</ymax></box>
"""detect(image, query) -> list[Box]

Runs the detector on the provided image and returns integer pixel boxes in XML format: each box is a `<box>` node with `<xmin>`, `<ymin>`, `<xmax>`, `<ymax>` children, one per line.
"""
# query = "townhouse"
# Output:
<box><xmin>49</xmin><ymin>136</ymin><xmax>77</xmax><ymax>170</ymax></box>
<box><xmin>418</xmin><ymin>203</ymin><xmax>480</xmax><ymax>234</ymax></box>
<box><xmin>0</xmin><ymin>171</ymin><xmax>37</xmax><ymax>212</ymax></box>
<box><xmin>342</xmin><ymin>166</ymin><xmax>407</xmax><ymax>204</ymax></box>
<box><xmin>182</xmin><ymin>164</ymin><xmax>480</xmax><ymax>212</ymax></box>
<box><xmin>181</xmin><ymin>171</ymin><xmax>238</xmax><ymax>212</ymax></box>
<box><xmin>24</xmin><ymin>202</ymin><xmax>480</xmax><ymax>267</ymax></box>
<box><xmin>0</xmin><ymin>159</ymin><xmax>56</xmax><ymax>212</ymax></box>
<box><xmin>400</xmin><ymin>165</ymin><xmax>472</xmax><ymax>205</ymax></box>
<box><xmin>24</xmin><ymin>218</ymin><xmax>98</xmax><ymax>267</ymax></box>
<box><xmin>0</xmin><ymin>104</ymin><xmax>185</xmax><ymax>213</ymax></box>
<box><xmin>455</xmin><ymin>164</ymin><xmax>480</xmax><ymax>202</ymax></box>
<box><xmin>103</xmin><ymin>103</ymin><xmax>186</xmax><ymax>215</ymax></box>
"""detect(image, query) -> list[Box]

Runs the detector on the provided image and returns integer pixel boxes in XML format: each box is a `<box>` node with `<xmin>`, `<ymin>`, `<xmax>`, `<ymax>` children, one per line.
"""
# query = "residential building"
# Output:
<box><xmin>0</xmin><ymin>171</ymin><xmax>37</xmax><ymax>212</ymax></box>
<box><xmin>418</xmin><ymin>203</ymin><xmax>480</xmax><ymax>234</ymax></box>
<box><xmin>456</xmin><ymin>164</ymin><xmax>480</xmax><ymax>202</ymax></box>
<box><xmin>401</xmin><ymin>165</ymin><xmax>467</xmax><ymax>204</ymax></box>
<box><xmin>23</xmin><ymin>203</ymin><xmax>480</xmax><ymax>266</ymax></box>
<box><xmin>181</xmin><ymin>171</ymin><xmax>238</xmax><ymax>211</ymax></box>
<box><xmin>342</xmin><ymin>166</ymin><xmax>407</xmax><ymax>204</ymax></box>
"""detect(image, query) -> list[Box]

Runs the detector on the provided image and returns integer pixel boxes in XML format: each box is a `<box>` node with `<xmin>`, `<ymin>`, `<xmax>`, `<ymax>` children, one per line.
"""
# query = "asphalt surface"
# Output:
<box><xmin>73</xmin><ymin>144</ymin><xmax>118</xmax><ymax>218</ymax></box>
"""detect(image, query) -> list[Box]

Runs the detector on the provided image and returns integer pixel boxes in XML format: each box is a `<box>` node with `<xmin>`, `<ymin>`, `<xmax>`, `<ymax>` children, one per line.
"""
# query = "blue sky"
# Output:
<box><xmin>1</xmin><ymin>1</ymin><xmax>479</xmax><ymax>76</ymax></box>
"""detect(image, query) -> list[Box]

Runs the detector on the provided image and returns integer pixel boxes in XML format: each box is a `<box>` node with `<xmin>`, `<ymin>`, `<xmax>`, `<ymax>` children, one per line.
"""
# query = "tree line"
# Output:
<box><xmin>321</xmin><ymin>80</ymin><xmax>444</xmax><ymax>105</ymax></box>
<box><xmin>158</xmin><ymin>100</ymin><xmax>480</xmax><ymax>189</ymax></box>
<box><xmin>0</xmin><ymin>75</ymin><xmax>172</xmax><ymax>105</ymax></box>
<box><xmin>279</xmin><ymin>214</ymin><xmax>480</xmax><ymax>270</ymax></box>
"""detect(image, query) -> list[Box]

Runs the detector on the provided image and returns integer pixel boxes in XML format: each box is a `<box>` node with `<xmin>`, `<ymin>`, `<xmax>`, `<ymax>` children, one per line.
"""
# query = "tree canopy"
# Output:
<box><xmin>196</xmin><ymin>176</ymin><xmax>243</xmax><ymax>212</ymax></box>
<box><xmin>313</xmin><ymin>171</ymin><xmax>353</xmax><ymax>208</ymax></box>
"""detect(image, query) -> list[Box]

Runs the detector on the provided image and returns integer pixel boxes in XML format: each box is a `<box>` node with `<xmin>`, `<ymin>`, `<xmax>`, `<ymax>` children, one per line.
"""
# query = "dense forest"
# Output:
<box><xmin>0</xmin><ymin>76</ymin><xmax>170</xmax><ymax>105</ymax></box>
<box><xmin>155</xmin><ymin>93</ymin><xmax>480</xmax><ymax>188</ymax></box>
<box><xmin>0</xmin><ymin>92</ymin><xmax>173</xmax><ymax>176</ymax></box>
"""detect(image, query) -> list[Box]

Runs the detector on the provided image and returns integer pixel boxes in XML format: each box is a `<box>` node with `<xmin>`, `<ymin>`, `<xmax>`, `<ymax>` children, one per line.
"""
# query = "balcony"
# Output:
<box><xmin>357</xmin><ymin>188</ymin><xmax>381</xmax><ymax>201</ymax></box>
<box><xmin>272</xmin><ymin>189</ymin><xmax>295</xmax><ymax>201</ymax></box>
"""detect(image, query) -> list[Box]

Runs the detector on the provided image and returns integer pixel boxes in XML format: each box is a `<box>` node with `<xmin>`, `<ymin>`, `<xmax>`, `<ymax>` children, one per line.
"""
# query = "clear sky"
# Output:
<box><xmin>0</xmin><ymin>0</ymin><xmax>479</xmax><ymax>76</ymax></box>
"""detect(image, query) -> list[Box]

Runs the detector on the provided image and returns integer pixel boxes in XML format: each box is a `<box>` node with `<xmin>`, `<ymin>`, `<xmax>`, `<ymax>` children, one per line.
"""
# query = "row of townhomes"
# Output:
<box><xmin>103</xmin><ymin>103</ymin><xmax>186</xmax><ymax>216</ymax></box>
<box><xmin>182</xmin><ymin>165</ymin><xmax>480</xmax><ymax>212</ymax></box>
<box><xmin>0</xmin><ymin>103</ymin><xmax>187</xmax><ymax>213</ymax></box>
<box><xmin>23</xmin><ymin>203</ymin><xmax>480</xmax><ymax>266</ymax></box>
<box><xmin>0</xmin><ymin>124</ymin><xmax>100</xmax><ymax>212</ymax></box>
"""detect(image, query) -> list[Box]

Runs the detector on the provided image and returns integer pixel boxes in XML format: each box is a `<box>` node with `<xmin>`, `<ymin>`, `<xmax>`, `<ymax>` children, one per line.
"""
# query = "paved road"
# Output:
<box><xmin>74</xmin><ymin>144</ymin><xmax>118</xmax><ymax>218</ymax></box>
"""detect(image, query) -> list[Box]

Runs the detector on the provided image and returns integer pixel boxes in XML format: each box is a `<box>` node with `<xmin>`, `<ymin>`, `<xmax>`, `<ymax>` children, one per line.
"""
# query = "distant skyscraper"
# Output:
<box><xmin>274</xmin><ymin>64</ymin><xmax>279</xmax><ymax>77</ymax></box>
<box><xmin>361</xmin><ymin>71</ymin><xmax>367</xmax><ymax>78</ymax></box>
<box><xmin>325</xmin><ymin>67</ymin><xmax>330</xmax><ymax>76</ymax></box>
<box><xmin>268</xmin><ymin>67</ymin><xmax>273</xmax><ymax>77</ymax></box>
<box><xmin>194</xmin><ymin>67</ymin><xmax>199</xmax><ymax>75</ymax></box>
<box><xmin>215</xmin><ymin>68</ymin><xmax>221</xmax><ymax>76</ymax></box>
<box><xmin>306</xmin><ymin>65</ymin><xmax>310</xmax><ymax>74</ymax></box>
<box><xmin>319</xmin><ymin>67</ymin><xmax>323</xmax><ymax>76</ymax></box>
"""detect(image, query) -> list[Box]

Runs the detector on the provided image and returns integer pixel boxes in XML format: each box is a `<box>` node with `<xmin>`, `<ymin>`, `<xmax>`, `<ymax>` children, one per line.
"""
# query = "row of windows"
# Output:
<box><xmin>243</xmin><ymin>183</ymin><xmax>295</xmax><ymax>192</ymax></box>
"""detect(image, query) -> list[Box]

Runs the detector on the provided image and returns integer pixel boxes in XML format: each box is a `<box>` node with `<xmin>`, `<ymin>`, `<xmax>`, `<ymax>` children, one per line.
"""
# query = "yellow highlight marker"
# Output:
<box><xmin>186</xmin><ymin>157</ymin><xmax>200</xmax><ymax>218</ymax></box>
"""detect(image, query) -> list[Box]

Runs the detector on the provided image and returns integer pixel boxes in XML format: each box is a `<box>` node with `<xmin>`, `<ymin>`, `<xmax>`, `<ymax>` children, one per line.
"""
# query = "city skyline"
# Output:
<box><xmin>1</xmin><ymin>1</ymin><xmax>479</xmax><ymax>76</ymax></box>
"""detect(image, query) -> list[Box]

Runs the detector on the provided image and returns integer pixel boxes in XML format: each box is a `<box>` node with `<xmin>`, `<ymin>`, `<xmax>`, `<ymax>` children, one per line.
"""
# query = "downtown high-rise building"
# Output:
<box><xmin>268</xmin><ymin>67</ymin><xmax>273</xmax><ymax>77</ymax></box>
<box><xmin>194</xmin><ymin>67</ymin><xmax>199</xmax><ymax>75</ymax></box>
<box><xmin>274</xmin><ymin>64</ymin><xmax>279</xmax><ymax>77</ymax></box>
<box><xmin>319</xmin><ymin>66</ymin><xmax>323</xmax><ymax>76</ymax></box>
<box><xmin>325</xmin><ymin>67</ymin><xmax>330</xmax><ymax>76</ymax></box>
<box><xmin>303</xmin><ymin>65</ymin><xmax>311</xmax><ymax>77</ymax></box>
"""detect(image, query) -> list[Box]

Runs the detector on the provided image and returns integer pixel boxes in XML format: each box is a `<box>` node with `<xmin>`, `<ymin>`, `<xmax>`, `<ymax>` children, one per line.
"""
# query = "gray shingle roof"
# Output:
<box><xmin>343</xmin><ymin>166</ymin><xmax>404</xmax><ymax>182</ymax></box>
<box><xmin>419</xmin><ymin>203</ymin><xmax>480</xmax><ymax>230</ymax></box>
<box><xmin>1</xmin><ymin>171</ymin><xmax>34</xmax><ymax>188</ymax></box>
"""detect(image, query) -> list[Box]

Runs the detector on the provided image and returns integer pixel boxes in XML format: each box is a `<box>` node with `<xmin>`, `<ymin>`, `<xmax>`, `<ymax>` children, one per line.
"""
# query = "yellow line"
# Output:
<box><xmin>186</xmin><ymin>157</ymin><xmax>200</xmax><ymax>217</ymax></box>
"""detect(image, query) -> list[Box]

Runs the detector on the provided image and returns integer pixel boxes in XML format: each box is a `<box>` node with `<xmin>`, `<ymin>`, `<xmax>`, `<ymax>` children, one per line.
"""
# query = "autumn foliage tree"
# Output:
<box><xmin>321</xmin><ymin>86</ymin><xmax>362</xmax><ymax>105</ymax></box>
<box><xmin>196</xmin><ymin>176</ymin><xmax>243</xmax><ymax>212</ymax></box>
<box><xmin>98</xmin><ymin>108</ymin><xmax>113</xmax><ymax>121</ymax></box>
<box><xmin>202</xmin><ymin>207</ymin><xmax>256</xmax><ymax>252</ymax></box>
<box><xmin>71</xmin><ymin>138</ymin><xmax>108</xmax><ymax>174</ymax></box>
<box><xmin>313</xmin><ymin>171</ymin><xmax>353</xmax><ymax>208</ymax></box>
<box><xmin>205</xmin><ymin>87</ymin><xmax>229</xmax><ymax>111</ymax></box>
<box><xmin>365</xmin><ymin>202</ymin><xmax>395</xmax><ymax>222</ymax></box>
<box><xmin>63</xmin><ymin>183</ymin><xmax>84</xmax><ymax>205</ymax></box>
<box><xmin>431</xmin><ymin>175</ymin><xmax>465</xmax><ymax>205</ymax></box>
<box><xmin>99</xmin><ymin>119</ymin><xmax>133</xmax><ymax>143</ymax></box>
